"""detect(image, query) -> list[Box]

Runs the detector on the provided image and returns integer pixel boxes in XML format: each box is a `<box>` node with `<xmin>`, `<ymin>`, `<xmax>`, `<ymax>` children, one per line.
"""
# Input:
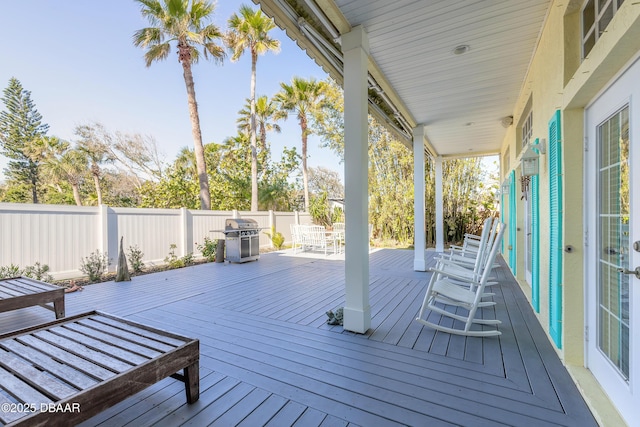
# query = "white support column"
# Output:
<box><xmin>413</xmin><ymin>126</ymin><xmax>427</xmax><ymax>271</ymax></box>
<box><xmin>435</xmin><ymin>156</ymin><xmax>445</xmax><ymax>252</ymax></box>
<box><xmin>342</xmin><ymin>25</ymin><xmax>371</xmax><ymax>334</ymax></box>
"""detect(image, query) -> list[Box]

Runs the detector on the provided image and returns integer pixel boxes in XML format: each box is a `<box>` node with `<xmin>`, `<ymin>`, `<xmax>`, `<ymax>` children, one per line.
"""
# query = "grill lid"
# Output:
<box><xmin>225</xmin><ymin>218</ymin><xmax>259</xmax><ymax>230</ymax></box>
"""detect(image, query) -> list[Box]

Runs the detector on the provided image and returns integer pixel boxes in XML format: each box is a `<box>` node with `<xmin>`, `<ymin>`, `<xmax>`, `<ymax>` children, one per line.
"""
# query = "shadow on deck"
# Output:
<box><xmin>0</xmin><ymin>249</ymin><xmax>595</xmax><ymax>426</ymax></box>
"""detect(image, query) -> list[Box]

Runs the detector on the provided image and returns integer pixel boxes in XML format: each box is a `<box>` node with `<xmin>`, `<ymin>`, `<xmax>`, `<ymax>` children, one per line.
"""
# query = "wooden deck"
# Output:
<box><xmin>0</xmin><ymin>249</ymin><xmax>596</xmax><ymax>426</ymax></box>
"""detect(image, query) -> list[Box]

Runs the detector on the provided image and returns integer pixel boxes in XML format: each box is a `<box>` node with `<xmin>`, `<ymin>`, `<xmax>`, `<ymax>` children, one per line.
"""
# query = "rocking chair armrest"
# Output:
<box><xmin>435</xmin><ymin>258</ymin><xmax>481</xmax><ymax>275</ymax></box>
<box><xmin>447</xmin><ymin>254</ymin><xmax>477</xmax><ymax>264</ymax></box>
<box><xmin>448</xmin><ymin>248</ymin><xmax>478</xmax><ymax>257</ymax></box>
<box><xmin>428</xmin><ymin>266</ymin><xmax>482</xmax><ymax>286</ymax></box>
<box><xmin>435</xmin><ymin>256</ymin><xmax>476</xmax><ymax>269</ymax></box>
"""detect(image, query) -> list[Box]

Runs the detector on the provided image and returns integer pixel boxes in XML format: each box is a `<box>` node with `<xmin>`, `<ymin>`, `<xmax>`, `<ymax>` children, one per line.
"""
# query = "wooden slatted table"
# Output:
<box><xmin>0</xmin><ymin>311</ymin><xmax>199</xmax><ymax>426</ymax></box>
<box><xmin>0</xmin><ymin>277</ymin><xmax>65</xmax><ymax>320</ymax></box>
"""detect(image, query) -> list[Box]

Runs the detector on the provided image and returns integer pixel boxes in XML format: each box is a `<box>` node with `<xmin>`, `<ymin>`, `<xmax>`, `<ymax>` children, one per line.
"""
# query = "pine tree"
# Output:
<box><xmin>0</xmin><ymin>78</ymin><xmax>49</xmax><ymax>203</ymax></box>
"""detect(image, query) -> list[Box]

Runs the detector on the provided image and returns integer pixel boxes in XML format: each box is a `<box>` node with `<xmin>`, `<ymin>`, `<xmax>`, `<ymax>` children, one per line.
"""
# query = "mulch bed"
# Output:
<box><xmin>54</xmin><ymin>260</ymin><xmax>209</xmax><ymax>290</ymax></box>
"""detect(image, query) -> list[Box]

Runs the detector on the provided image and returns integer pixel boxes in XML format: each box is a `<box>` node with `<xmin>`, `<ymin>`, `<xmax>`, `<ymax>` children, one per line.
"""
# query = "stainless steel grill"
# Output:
<box><xmin>221</xmin><ymin>218</ymin><xmax>260</xmax><ymax>263</ymax></box>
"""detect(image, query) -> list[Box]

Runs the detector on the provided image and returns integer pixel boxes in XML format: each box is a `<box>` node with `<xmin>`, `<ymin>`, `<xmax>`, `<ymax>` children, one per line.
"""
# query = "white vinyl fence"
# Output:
<box><xmin>0</xmin><ymin>203</ymin><xmax>311</xmax><ymax>280</ymax></box>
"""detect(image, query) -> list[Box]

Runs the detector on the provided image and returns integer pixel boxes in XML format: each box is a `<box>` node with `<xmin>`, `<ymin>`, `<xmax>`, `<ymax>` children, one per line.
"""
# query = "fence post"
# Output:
<box><xmin>98</xmin><ymin>204</ymin><xmax>116</xmax><ymax>273</ymax></box>
<box><xmin>180</xmin><ymin>207</ymin><xmax>193</xmax><ymax>257</ymax></box>
<box><xmin>268</xmin><ymin>210</ymin><xmax>275</xmax><ymax>248</ymax></box>
<box><xmin>294</xmin><ymin>210</ymin><xmax>300</xmax><ymax>225</ymax></box>
<box><xmin>232</xmin><ymin>209</ymin><xmax>240</xmax><ymax>219</ymax></box>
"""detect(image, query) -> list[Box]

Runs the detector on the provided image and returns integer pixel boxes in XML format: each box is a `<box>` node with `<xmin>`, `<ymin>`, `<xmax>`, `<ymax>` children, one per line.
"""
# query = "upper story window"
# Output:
<box><xmin>522</xmin><ymin>110</ymin><xmax>533</xmax><ymax>150</ymax></box>
<box><xmin>582</xmin><ymin>0</ymin><xmax>626</xmax><ymax>58</ymax></box>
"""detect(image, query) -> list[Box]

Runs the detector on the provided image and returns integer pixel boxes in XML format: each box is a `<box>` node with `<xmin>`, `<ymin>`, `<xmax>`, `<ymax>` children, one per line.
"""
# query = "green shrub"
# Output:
<box><xmin>80</xmin><ymin>251</ymin><xmax>110</xmax><ymax>282</ymax></box>
<box><xmin>331</xmin><ymin>206</ymin><xmax>344</xmax><ymax>224</ymax></box>
<box><xmin>23</xmin><ymin>262</ymin><xmax>54</xmax><ymax>282</ymax></box>
<box><xmin>309</xmin><ymin>192</ymin><xmax>332</xmax><ymax>227</ymax></box>
<box><xmin>196</xmin><ymin>237</ymin><xmax>217</xmax><ymax>262</ymax></box>
<box><xmin>164</xmin><ymin>244</ymin><xmax>184</xmax><ymax>269</ymax></box>
<box><xmin>181</xmin><ymin>252</ymin><xmax>194</xmax><ymax>266</ymax></box>
<box><xmin>127</xmin><ymin>245</ymin><xmax>145</xmax><ymax>273</ymax></box>
<box><xmin>0</xmin><ymin>264</ymin><xmax>22</xmax><ymax>279</ymax></box>
<box><xmin>264</xmin><ymin>227</ymin><xmax>285</xmax><ymax>250</ymax></box>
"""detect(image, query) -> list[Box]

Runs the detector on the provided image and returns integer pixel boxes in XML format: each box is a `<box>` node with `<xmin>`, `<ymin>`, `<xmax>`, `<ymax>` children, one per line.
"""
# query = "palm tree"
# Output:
<box><xmin>226</xmin><ymin>4</ymin><xmax>280</xmax><ymax>211</ymax></box>
<box><xmin>237</xmin><ymin>95</ymin><xmax>282</xmax><ymax>173</ymax></box>
<box><xmin>74</xmin><ymin>123</ymin><xmax>114</xmax><ymax>206</ymax></box>
<box><xmin>133</xmin><ymin>0</ymin><xmax>225</xmax><ymax>210</ymax></box>
<box><xmin>41</xmin><ymin>143</ymin><xmax>87</xmax><ymax>206</ymax></box>
<box><xmin>274</xmin><ymin>77</ymin><xmax>326</xmax><ymax>211</ymax></box>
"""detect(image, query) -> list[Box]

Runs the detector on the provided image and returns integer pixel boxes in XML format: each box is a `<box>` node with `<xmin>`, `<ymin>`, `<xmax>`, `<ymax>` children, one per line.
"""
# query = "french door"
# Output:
<box><xmin>586</xmin><ymin>57</ymin><xmax>639</xmax><ymax>426</ymax></box>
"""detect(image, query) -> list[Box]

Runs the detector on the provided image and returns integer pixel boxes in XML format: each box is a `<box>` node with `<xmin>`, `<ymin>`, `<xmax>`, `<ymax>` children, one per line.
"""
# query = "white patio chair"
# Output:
<box><xmin>415</xmin><ymin>224</ymin><xmax>506</xmax><ymax>337</ymax></box>
<box><xmin>290</xmin><ymin>224</ymin><xmax>305</xmax><ymax>254</ymax></box>
<box><xmin>332</xmin><ymin>222</ymin><xmax>345</xmax><ymax>254</ymax></box>
<box><xmin>307</xmin><ymin>225</ymin><xmax>336</xmax><ymax>255</ymax></box>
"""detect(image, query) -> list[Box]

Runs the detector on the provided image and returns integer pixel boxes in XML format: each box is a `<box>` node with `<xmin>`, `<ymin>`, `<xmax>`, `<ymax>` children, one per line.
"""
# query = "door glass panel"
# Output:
<box><xmin>597</xmin><ymin>105</ymin><xmax>630</xmax><ymax>380</ymax></box>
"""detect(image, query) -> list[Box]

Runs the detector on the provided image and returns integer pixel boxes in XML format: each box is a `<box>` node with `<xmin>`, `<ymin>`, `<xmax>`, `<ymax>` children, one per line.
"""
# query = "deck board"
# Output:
<box><xmin>0</xmin><ymin>249</ymin><xmax>596</xmax><ymax>426</ymax></box>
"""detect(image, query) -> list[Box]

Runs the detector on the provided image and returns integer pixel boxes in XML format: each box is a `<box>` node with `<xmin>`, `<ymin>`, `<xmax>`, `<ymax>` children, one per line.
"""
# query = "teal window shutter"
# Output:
<box><xmin>531</xmin><ymin>168</ymin><xmax>540</xmax><ymax>313</ymax></box>
<box><xmin>548</xmin><ymin>110</ymin><xmax>563</xmax><ymax>348</ymax></box>
<box><xmin>500</xmin><ymin>192</ymin><xmax>504</xmax><ymax>253</ymax></box>
<box><xmin>509</xmin><ymin>170</ymin><xmax>517</xmax><ymax>274</ymax></box>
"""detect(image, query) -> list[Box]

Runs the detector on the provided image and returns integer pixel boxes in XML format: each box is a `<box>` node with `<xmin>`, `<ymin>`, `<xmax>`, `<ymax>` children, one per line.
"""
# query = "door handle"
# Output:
<box><xmin>618</xmin><ymin>267</ymin><xmax>640</xmax><ymax>279</ymax></box>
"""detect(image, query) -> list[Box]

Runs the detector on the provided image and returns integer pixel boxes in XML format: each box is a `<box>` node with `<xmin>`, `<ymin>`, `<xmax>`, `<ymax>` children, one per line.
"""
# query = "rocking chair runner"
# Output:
<box><xmin>415</xmin><ymin>224</ymin><xmax>506</xmax><ymax>337</ymax></box>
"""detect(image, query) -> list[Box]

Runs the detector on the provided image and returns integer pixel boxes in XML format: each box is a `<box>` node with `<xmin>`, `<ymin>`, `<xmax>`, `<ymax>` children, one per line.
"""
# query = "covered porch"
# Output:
<box><xmin>0</xmin><ymin>250</ymin><xmax>595</xmax><ymax>426</ymax></box>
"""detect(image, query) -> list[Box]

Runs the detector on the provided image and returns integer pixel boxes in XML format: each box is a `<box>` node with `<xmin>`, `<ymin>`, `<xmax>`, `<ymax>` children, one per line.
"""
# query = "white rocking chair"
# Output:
<box><xmin>415</xmin><ymin>224</ymin><xmax>506</xmax><ymax>337</ymax></box>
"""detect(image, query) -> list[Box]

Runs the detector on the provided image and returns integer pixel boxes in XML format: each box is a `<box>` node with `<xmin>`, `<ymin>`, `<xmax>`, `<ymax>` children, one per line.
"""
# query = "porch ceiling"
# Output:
<box><xmin>255</xmin><ymin>0</ymin><xmax>551</xmax><ymax>157</ymax></box>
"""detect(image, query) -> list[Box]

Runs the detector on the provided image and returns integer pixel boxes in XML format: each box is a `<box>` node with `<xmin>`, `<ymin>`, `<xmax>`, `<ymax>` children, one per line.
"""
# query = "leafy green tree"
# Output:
<box><xmin>133</xmin><ymin>0</ymin><xmax>225</xmax><ymax>210</ymax></box>
<box><xmin>274</xmin><ymin>77</ymin><xmax>326</xmax><ymax>211</ymax></box>
<box><xmin>139</xmin><ymin>146</ymin><xmax>199</xmax><ymax>208</ymax></box>
<box><xmin>207</xmin><ymin>135</ymin><xmax>251</xmax><ymax>210</ymax></box>
<box><xmin>313</xmin><ymin>78</ymin><xmax>344</xmax><ymax>161</ymax></box>
<box><xmin>226</xmin><ymin>4</ymin><xmax>280</xmax><ymax>212</ymax></box>
<box><xmin>437</xmin><ymin>157</ymin><xmax>497</xmax><ymax>243</ymax></box>
<box><xmin>309</xmin><ymin>191</ymin><xmax>332</xmax><ymax>227</ymax></box>
<box><xmin>0</xmin><ymin>78</ymin><xmax>50</xmax><ymax>203</ymax></box>
<box><xmin>368</xmin><ymin>118</ymin><xmax>415</xmax><ymax>244</ymax></box>
<box><xmin>0</xmin><ymin>182</ymin><xmax>31</xmax><ymax>203</ymax></box>
<box><xmin>259</xmin><ymin>146</ymin><xmax>300</xmax><ymax>211</ymax></box>
<box><xmin>137</xmin><ymin>135</ymin><xmax>301</xmax><ymax>211</ymax></box>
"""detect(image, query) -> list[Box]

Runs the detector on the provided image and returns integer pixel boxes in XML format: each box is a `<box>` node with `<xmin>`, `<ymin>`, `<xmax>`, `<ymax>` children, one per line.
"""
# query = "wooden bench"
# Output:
<box><xmin>0</xmin><ymin>311</ymin><xmax>199</xmax><ymax>426</ymax></box>
<box><xmin>0</xmin><ymin>277</ymin><xmax>65</xmax><ymax>320</ymax></box>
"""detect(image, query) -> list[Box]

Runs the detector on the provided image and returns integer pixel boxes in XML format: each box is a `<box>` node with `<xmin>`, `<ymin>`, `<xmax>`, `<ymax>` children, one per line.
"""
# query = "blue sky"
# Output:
<box><xmin>0</xmin><ymin>0</ymin><xmax>341</xmax><ymax>181</ymax></box>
